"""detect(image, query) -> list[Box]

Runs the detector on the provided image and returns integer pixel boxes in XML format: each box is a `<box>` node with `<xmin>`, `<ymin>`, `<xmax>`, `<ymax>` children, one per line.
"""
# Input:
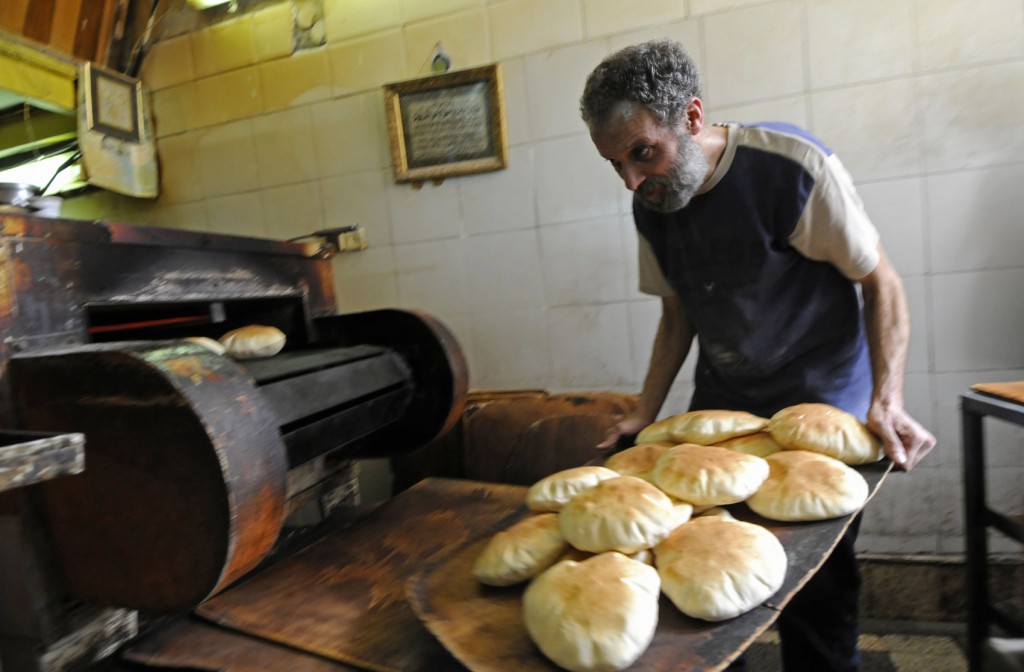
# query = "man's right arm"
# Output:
<box><xmin>598</xmin><ymin>294</ymin><xmax>694</xmax><ymax>448</ymax></box>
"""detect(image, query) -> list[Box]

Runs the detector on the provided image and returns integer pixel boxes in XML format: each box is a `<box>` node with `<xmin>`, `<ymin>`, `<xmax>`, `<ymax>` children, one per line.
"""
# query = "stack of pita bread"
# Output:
<box><xmin>470</xmin><ymin>403</ymin><xmax>882</xmax><ymax>671</ymax></box>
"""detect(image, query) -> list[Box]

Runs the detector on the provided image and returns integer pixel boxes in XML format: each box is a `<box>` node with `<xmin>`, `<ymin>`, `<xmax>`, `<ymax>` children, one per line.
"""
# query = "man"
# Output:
<box><xmin>580</xmin><ymin>40</ymin><xmax>935</xmax><ymax>672</ymax></box>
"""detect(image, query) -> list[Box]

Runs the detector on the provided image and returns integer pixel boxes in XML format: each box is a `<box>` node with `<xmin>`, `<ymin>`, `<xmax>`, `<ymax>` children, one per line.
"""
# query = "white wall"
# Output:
<box><xmin>65</xmin><ymin>0</ymin><xmax>1024</xmax><ymax>555</ymax></box>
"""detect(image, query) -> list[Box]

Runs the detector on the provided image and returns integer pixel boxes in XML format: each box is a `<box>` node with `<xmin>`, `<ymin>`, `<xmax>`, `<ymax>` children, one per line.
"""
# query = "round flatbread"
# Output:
<box><xmin>668</xmin><ymin>409</ymin><xmax>768</xmax><ymax>445</ymax></box>
<box><xmin>746</xmin><ymin>450</ymin><xmax>869</xmax><ymax>522</ymax></box>
<box><xmin>604</xmin><ymin>443</ymin><xmax>670</xmax><ymax>483</ymax></box>
<box><xmin>526</xmin><ymin>466</ymin><xmax>620</xmax><ymax>512</ymax></box>
<box><xmin>652</xmin><ymin>443</ymin><xmax>769</xmax><ymax>507</ymax></box>
<box><xmin>636</xmin><ymin>417</ymin><xmax>675</xmax><ymax>444</ymax></box>
<box><xmin>473</xmin><ymin>513</ymin><xmax>568</xmax><ymax>586</ymax></box>
<box><xmin>768</xmin><ymin>403</ymin><xmax>884</xmax><ymax>464</ymax></box>
<box><xmin>219</xmin><ymin>325</ymin><xmax>286</xmax><ymax>359</ymax></box>
<box><xmin>714</xmin><ymin>431</ymin><xmax>784</xmax><ymax>458</ymax></box>
<box><xmin>183</xmin><ymin>336</ymin><xmax>227</xmax><ymax>356</ymax></box>
<box><xmin>559</xmin><ymin>476</ymin><xmax>679</xmax><ymax>554</ymax></box>
<box><xmin>523</xmin><ymin>552</ymin><xmax>660</xmax><ymax>672</ymax></box>
<box><xmin>655</xmin><ymin>517</ymin><xmax>787</xmax><ymax>622</ymax></box>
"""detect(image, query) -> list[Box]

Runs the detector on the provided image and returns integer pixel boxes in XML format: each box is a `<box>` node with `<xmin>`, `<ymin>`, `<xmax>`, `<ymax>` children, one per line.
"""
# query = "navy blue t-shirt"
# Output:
<box><xmin>635</xmin><ymin>123</ymin><xmax>874</xmax><ymax>419</ymax></box>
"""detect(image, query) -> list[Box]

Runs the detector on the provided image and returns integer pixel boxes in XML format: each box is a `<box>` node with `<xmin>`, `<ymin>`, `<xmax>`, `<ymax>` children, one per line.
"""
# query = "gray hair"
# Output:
<box><xmin>580</xmin><ymin>39</ymin><xmax>702</xmax><ymax>132</ymax></box>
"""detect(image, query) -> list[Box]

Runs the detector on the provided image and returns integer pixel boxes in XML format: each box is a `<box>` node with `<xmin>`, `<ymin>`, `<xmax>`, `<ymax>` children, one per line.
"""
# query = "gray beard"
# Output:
<box><xmin>636</xmin><ymin>131</ymin><xmax>709</xmax><ymax>213</ymax></box>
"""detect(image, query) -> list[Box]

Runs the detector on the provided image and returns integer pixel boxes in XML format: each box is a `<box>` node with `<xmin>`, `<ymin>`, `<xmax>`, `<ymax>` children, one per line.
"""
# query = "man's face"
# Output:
<box><xmin>590</xmin><ymin>105</ymin><xmax>709</xmax><ymax>213</ymax></box>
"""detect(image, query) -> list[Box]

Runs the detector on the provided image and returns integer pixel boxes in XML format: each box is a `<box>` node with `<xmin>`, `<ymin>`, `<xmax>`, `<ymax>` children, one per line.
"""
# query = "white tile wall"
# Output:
<box><xmin>97</xmin><ymin>0</ymin><xmax>1024</xmax><ymax>556</ymax></box>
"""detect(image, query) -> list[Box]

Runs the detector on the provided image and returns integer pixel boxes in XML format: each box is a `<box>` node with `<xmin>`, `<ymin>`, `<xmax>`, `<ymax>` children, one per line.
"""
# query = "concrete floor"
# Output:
<box><xmin>746</xmin><ymin>620</ymin><xmax>968</xmax><ymax>672</ymax></box>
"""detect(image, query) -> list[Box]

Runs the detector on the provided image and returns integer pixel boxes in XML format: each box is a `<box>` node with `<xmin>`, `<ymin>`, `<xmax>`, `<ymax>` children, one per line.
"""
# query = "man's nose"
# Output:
<box><xmin>621</xmin><ymin>164</ymin><xmax>645</xmax><ymax>191</ymax></box>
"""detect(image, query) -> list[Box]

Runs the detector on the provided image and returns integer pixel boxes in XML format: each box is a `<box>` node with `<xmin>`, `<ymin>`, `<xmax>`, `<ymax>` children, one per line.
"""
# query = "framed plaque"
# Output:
<box><xmin>82</xmin><ymin>63</ymin><xmax>143</xmax><ymax>143</ymax></box>
<box><xmin>384</xmin><ymin>64</ymin><xmax>508</xmax><ymax>183</ymax></box>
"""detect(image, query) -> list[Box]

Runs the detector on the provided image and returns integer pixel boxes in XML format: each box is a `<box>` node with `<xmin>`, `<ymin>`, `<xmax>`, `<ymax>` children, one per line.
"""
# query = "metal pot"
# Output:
<box><xmin>0</xmin><ymin>182</ymin><xmax>42</xmax><ymax>208</ymax></box>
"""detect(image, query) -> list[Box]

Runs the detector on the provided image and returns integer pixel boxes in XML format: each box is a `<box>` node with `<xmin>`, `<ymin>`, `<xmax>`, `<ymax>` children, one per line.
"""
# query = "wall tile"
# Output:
<box><xmin>203</xmin><ymin>191</ymin><xmax>266</xmax><ymax>237</ymax></box>
<box><xmin>919</xmin><ymin>62</ymin><xmax>1024</xmax><ymax>173</ymax></box>
<box><xmin>857</xmin><ymin>178</ymin><xmax>926</xmax><ymax>277</ymax></box>
<box><xmin>524</xmin><ymin>41</ymin><xmax>608</xmax><ymax>141</ymax></box>
<box><xmin>320</xmin><ymin>169</ymin><xmax>393</xmax><ymax>245</ymax></box>
<box><xmin>534</xmin><ymin>134</ymin><xmax>621</xmax><ymax>225</ymax></box>
<box><xmin>927</xmin><ymin>164</ymin><xmax>1024</xmax><ymax>274</ymax></box>
<box><xmin>194</xmin><ymin>120</ymin><xmax>260</xmax><ymax>197</ymax></box>
<box><xmin>806</xmin><ymin>0</ymin><xmax>914</xmax><ymax>89</ymax></box>
<box><xmin>465</xmin><ymin>229</ymin><xmax>544</xmax><ymax>313</ymax></box>
<box><xmin>394</xmin><ymin>238</ymin><xmax>469</xmax><ymax>316</ymax></box>
<box><xmin>155</xmin><ymin>132</ymin><xmax>202</xmax><ymax>203</ymax></box>
<box><xmin>809</xmin><ymin>79</ymin><xmax>923</xmax><ymax>181</ymax></box>
<box><xmin>327</xmin><ymin>30</ymin><xmax>407</xmax><ymax>96</ymax></box>
<box><xmin>703</xmin><ymin>2</ymin><xmax>804</xmax><ymax>107</ymax></box>
<box><xmin>191</xmin><ymin>15</ymin><xmax>257</xmax><ymax>79</ymax></box>
<box><xmin>253</xmin><ymin>1</ymin><xmax>296</xmax><ymax>61</ymax></box>
<box><xmin>608</xmin><ymin>19</ymin><xmax>701</xmax><ymax>68</ymax></box>
<box><xmin>150</xmin><ymin>82</ymin><xmax>198</xmax><ymax>137</ymax></box>
<box><xmin>499</xmin><ymin>58</ymin><xmax>530</xmax><ymax>147</ymax></box>
<box><xmin>707</xmin><ymin>95</ymin><xmax>808</xmax><ymax>128</ymax></box>
<box><xmin>621</xmin><ymin>213</ymin><xmax>647</xmax><ymax>301</ymax></box>
<box><xmin>260</xmin><ymin>48</ymin><xmax>331</xmax><ymax>111</ymax></box>
<box><xmin>539</xmin><ymin>216</ymin><xmax>629</xmax><ymax>306</ymax></box>
<box><xmin>860</xmin><ymin>469</ymin><xmax>939</xmax><ymax>538</ymax></box>
<box><xmin>469</xmin><ymin>309</ymin><xmax>550</xmax><ymax>388</ymax></box>
<box><xmin>404</xmin><ymin>9</ymin><xmax>489</xmax><ymax>73</ymax></box>
<box><xmin>388</xmin><ymin>181</ymin><xmax>462</xmax><ymax>243</ymax></box>
<box><xmin>140</xmin><ymin>35</ymin><xmax>194</xmax><ymax>91</ymax></box>
<box><xmin>322</xmin><ymin>0</ymin><xmax>401</xmax><ymax>42</ymax></box>
<box><xmin>931</xmin><ymin>269</ymin><xmax>1024</xmax><ymax>372</ymax></box>
<box><xmin>915</xmin><ymin>0</ymin><xmax>1024</xmax><ymax>71</ymax></box>
<box><xmin>400</xmin><ymin>0</ymin><xmax>481</xmax><ymax>24</ymax></box>
<box><xmin>137</xmin><ymin>201</ymin><xmax>209</xmax><ymax>232</ymax></box>
<box><xmin>459</xmin><ymin>145</ymin><xmax>535</xmax><ymax>235</ymax></box>
<box><xmin>902</xmin><ymin>276</ymin><xmax>930</xmax><ymax>375</ymax></box>
<box><xmin>258</xmin><ymin>181</ymin><xmax>324</xmax><ymax>240</ymax></box>
<box><xmin>194</xmin><ymin>66</ymin><xmax>263</xmax><ymax>128</ymax></box>
<box><xmin>489</xmin><ymin>0</ymin><xmax>583</xmax><ymax>60</ymax></box>
<box><xmin>585</xmin><ymin>0</ymin><xmax>687</xmax><ymax>38</ymax></box>
<box><xmin>689</xmin><ymin>0</ymin><xmax>764</xmax><ymax>15</ymax></box>
<box><xmin>309</xmin><ymin>91</ymin><xmax>389</xmax><ymax>177</ymax></box>
<box><xmin>252</xmin><ymin>106</ymin><xmax>320</xmax><ymax>187</ymax></box>
<box><xmin>331</xmin><ymin>244</ymin><xmax>399</xmax><ymax>312</ymax></box>
<box><xmin>547</xmin><ymin>303</ymin><xmax>634</xmax><ymax>388</ymax></box>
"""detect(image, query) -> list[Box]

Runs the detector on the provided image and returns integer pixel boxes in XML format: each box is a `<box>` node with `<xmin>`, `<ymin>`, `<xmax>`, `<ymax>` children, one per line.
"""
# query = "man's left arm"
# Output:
<box><xmin>857</xmin><ymin>244</ymin><xmax>936</xmax><ymax>471</ymax></box>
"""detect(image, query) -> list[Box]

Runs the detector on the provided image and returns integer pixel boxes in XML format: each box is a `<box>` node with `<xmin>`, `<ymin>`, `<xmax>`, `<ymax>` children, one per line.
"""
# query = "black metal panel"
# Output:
<box><xmin>256</xmin><ymin>350</ymin><xmax>412</xmax><ymax>428</ymax></box>
<box><xmin>282</xmin><ymin>387</ymin><xmax>413</xmax><ymax>467</ymax></box>
<box><xmin>241</xmin><ymin>345</ymin><xmax>389</xmax><ymax>385</ymax></box>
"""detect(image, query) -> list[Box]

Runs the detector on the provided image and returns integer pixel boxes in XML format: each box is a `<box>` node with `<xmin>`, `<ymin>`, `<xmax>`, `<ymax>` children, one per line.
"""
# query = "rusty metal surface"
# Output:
<box><xmin>407</xmin><ymin>462</ymin><xmax>892</xmax><ymax>672</ymax></box>
<box><xmin>0</xmin><ymin>430</ymin><xmax>84</xmax><ymax>492</ymax></box>
<box><xmin>9</xmin><ymin>340</ymin><xmax>288</xmax><ymax>613</ymax></box>
<box><xmin>194</xmin><ymin>478</ymin><xmax>526</xmax><ymax>672</ymax></box>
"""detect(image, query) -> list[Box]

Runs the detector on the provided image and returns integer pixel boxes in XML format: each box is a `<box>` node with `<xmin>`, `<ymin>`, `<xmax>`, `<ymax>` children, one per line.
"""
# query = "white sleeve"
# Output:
<box><xmin>637</xmin><ymin>233</ymin><xmax>676</xmax><ymax>296</ymax></box>
<box><xmin>788</xmin><ymin>153</ymin><xmax>880</xmax><ymax>280</ymax></box>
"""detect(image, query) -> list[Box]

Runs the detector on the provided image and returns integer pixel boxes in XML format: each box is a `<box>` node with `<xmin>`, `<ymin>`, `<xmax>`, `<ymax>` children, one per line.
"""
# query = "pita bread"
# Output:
<box><xmin>655</xmin><ymin>517</ymin><xmax>787</xmax><ymax>621</ymax></box>
<box><xmin>604</xmin><ymin>444</ymin><xmax>669</xmax><ymax>483</ymax></box>
<box><xmin>523</xmin><ymin>552</ymin><xmax>660</xmax><ymax>672</ymax></box>
<box><xmin>635</xmin><ymin>417</ymin><xmax>675</xmax><ymax>444</ymax></box>
<box><xmin>714</xmin><ymin>431</ymin><xmax>783</xmax><ymax>458</ymax></box>
<box><xmin>668</xmin><ymin>410</ymin><xmax>768</xmax><ymax>445</ymax></box>
<box><xmin>183</xmin><ymin>336</ymin><xmax>227</xmax><ymax>356</ymax></box>
<box><xmin>473</xmin><ymin>513</ymin><xmax>568</xmax><ymax>586</ymax></box>
<box><xmin>652</xmin><ymin>443</ymin><xmax>769</xmax><ymax>507</ymax></box>
<box><xmin>527</xmin><ymin>466</ymin><xmax>620</xmax><ymax>512</ymax></box>
<box><xmin>768</xmin><ymin>403</ymin><xmax>884</xmax><ymax>464</ymax></box>
<box><xmin>558</xmin><ymin>476</ymin><xmax>679</xmax><ymax>554</ymax></box>
<box><xmin>746</xmin><ymin>450</ymin><xmax>869</xmax><ymax>522</ymax></box>
<box><xmin>219</xmin><ymin>325</ymin><xmax>286</xmax><ymax>359</ymax></box>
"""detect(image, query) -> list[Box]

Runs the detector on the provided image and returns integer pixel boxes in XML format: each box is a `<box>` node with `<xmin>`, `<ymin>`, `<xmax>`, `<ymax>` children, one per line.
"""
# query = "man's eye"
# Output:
<box><xmin>635</xmin><ymin>146</ymin><xmax>654</xmax><ymax>160</ymax></box>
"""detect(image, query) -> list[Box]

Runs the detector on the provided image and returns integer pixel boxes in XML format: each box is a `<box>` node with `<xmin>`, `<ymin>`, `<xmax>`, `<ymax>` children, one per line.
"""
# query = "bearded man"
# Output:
<box><xmin>581</xmin><ymin>40</ymin><xmax>935</xmax><ymax>672</ymax></box>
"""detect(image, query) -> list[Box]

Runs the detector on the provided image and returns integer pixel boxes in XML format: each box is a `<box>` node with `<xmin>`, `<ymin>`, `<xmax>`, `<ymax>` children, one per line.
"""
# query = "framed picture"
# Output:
<box><xmin>82</xmin><ymin>63</ymin><xmax>143</xmax><ymax>143</ymax></box>
<box><xmin>384</xmin><ymin>64</ymin><xmax>508</xmax><ymax>183</ymax></box>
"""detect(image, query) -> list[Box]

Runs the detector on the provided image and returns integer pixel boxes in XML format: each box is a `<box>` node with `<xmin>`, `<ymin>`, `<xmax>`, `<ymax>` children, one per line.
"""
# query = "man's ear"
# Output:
<box><xmin>684</xmin><ymin>98</ymin><xmax>705</xmax><ymax>135</ymax></box>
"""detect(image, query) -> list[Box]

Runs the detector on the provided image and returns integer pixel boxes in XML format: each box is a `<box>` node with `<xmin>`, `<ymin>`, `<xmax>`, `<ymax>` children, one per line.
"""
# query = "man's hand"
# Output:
<box><xmin>597</xmin><ymin>415</ymin><xmax>652</xmax><ymax>451</ymax></box>
<box><xmin>867</xmin><ymin>401</ymin><xmax>936</xmax><ymax>471</ymax></box>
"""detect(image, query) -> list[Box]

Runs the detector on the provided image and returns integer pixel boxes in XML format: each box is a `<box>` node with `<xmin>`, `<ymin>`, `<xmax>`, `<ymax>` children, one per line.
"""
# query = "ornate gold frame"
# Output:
<box><xmin>384</xmin><ymin>64</ymin><xmax>508</xmax><ymax>183</ymax></box>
